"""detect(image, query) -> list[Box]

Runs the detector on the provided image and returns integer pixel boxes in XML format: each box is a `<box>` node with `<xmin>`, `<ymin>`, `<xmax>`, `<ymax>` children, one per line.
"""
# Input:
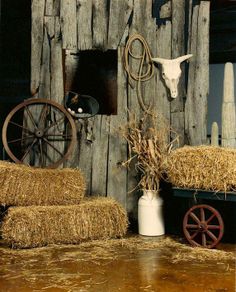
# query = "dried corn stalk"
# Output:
<box><xmin>120</xmin><ymin>111</ymin><xmax>178</xmax><ymax>191</ymax></box>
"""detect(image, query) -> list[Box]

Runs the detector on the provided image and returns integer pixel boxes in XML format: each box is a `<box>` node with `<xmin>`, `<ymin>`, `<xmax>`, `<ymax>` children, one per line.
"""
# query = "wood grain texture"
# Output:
<box><xmin>61</xmin><ymin>0</ymin><xmax>77</xmax><ymax>49</ymax></box>
<box><xmin>186</xmin><ymin>2</ymin><xmax>210</xmax><ymax>146</ymax></box>
<box><xmin>107</xmin><ymin>47</ymin><xmax>128</xmax><ymax>207</ymax></box>
<box><xmin>45</xmin><ymin>0</ymin><xmax>60</xmax><ymax>16</ymax></box>
<box><xmin>31</xmin><ymin>0</ymin><xmax>45</xmax><ymax>96</ymax></box>
<box><xmin>77</xmin><ymin>0</ymin><xmax>93</xmax><ymax>50</ymax></box>
<box><xmin>107</xmin><ymin>0</ymin><xmax>133</xmax><ymax>49</ymax></box>
<box><xmin>92</xmin><ymin>0</ymin><xmax>108</xmax><ymax>49</ymax></box>
<box><xmin>171</xmin><ymin>0</ymin><xmax>185</xmax><ymax>146</ymax></box>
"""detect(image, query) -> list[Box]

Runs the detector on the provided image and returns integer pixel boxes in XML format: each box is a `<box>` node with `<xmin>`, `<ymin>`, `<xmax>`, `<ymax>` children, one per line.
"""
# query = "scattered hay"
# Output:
<box><xmin>0</xmin><ymin>236</ymin><xmax>235</xmax><ymax>264</ymax></box>
<box><xmin>167</xmin><ymin>146</ymin><xmax>236</xmax><ymax>192</ymax></box>
<box><xmin>0</xmin><ymin>160</ymin><xmax>86</xmax><ymax>206</ymax></box>
<box><xmin>1</xmin><ymin>197</ymin><xmax>128</xmax><ymax>248</ymax></box>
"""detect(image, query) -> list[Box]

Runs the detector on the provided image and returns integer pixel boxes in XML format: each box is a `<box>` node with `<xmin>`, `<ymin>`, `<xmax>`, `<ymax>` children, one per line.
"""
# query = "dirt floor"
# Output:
<box><xmin>0</xmin><ymin>236</ymin><xmax>235</xmax><ymax>292</ymax></box>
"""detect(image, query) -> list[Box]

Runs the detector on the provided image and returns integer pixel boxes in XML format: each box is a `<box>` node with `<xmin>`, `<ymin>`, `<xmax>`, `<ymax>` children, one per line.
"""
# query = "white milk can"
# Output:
<box><xmin>138</xmin><ymin>189</ymin><xmax>165</xmax><ymax>236</ymax></box>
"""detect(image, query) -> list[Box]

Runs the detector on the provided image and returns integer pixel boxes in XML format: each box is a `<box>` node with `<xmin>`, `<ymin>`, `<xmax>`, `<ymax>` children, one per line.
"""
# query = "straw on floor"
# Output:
<box><xmin>167</xmin><ymin>145</ymin><xmax>236</xmax><ymax>192</ymax></box>
<box><xmin>1</xmin><ymin>197</ymin><xmax>128</xmax><ymax>248</ymax></box>
<box><xmin>0</xmin><ymin>160</ymin><xmax>86</xmax><ymax>206</ymax></box>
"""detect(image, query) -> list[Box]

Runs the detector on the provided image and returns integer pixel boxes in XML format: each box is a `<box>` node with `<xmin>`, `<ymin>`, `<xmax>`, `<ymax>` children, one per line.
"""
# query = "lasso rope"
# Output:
<box><xmin>123</xmin><ymin>34</ymin><xmax>155</xmax><ymax>113</ymax></box>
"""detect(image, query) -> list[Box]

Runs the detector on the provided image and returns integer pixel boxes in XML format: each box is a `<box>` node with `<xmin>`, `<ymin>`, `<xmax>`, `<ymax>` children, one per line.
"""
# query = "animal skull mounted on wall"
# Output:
<box><xmin>152</xmin><ymin>54</ymin><xmax>193</xmax><ymax>98</ymax></box>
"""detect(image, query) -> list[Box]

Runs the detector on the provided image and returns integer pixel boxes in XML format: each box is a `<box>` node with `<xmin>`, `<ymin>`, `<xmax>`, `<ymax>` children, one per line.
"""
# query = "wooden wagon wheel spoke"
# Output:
<box><xmin>202</xmin><ymin>233</ymin><xmax>207</xmax><ymax>246</ymax></box>
<box><xmin>183</xmin><ymin>204</ymin><xmax>224</xmax><ymax>249</ymax></box>
<box><xmin>207</xmin><ymin>225</ymin><xmax>221</xmax><ymax>230</ymax></box>
<box><xmin>206</xmin><ymin>213</ymin><xmax>216</xmax><ymax>224</ymax></box>
<box><xmin>190</xmin><ymin>230</ymin><xmax>200</xmax><ymax>240</ymax></box>
<box><xmin>38</xmin><ymin>104</ymin><xmax>49</xmax><ymax>127</ymax></box>
<box><xmin>190</xmin><ymin>212</ymin><xmax>201</xmax><ymax>224</ymax></box>
<box><xmin>21</xmin><ymin>138</ymin><xmax>37</xmax><ymax>162</ymax></box>
<box><xmin>206</xmin><ymin>230</ymin><xmax>217</xmax><ymax>242</ymax></box>
<box><xmin>45</xmin><ymin>116</ymin><xmax>65</xmax><ymax>132</ymax></box>
<box><xmin>25</xmin><ymin>106</ymin><xmax>38</xmax><ymax>129</ymax></box>
<box><xmin>200</xmin><ymin>207</ymin><xmax>205</xmax><ymax>222</ymax></box>
<box><xmin>8</xmin><ymin>135</ymin><xmax>34</xmax><ymax>144</ymax></box>
<box><xmin>9</xmin><ymin>121</ymin><xmax>34</xmax><ymax>134</ymax></box>
<box><xmin>2</xmin><ymin>98</ymin><xmax>77</xmax><ymax>168</ymax></box>
<box><xmin>43</xmin><ymin>137</ymin><xmax>64</xmax><ymax>157</ymax></box>
<box><xmin>186</xmin><ymin>224</ymin><xmax>198</xmax><ymax>229</ymax></box>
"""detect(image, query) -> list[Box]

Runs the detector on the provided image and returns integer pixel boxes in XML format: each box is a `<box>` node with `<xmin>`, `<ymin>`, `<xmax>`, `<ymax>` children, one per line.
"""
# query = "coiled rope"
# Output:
<box><xmin>123</xmin><ymin>34</ymin><xmax>155</xmax><ymax>112</ymax></box>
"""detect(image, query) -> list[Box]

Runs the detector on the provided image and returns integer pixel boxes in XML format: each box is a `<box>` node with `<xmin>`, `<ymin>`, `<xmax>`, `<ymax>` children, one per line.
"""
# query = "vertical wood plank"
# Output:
<box><xmin>31</xmin><ymin>0</ymin><xmax>46</xmax><ymax>96</ymax></box>
<box><xmin>155</xmin><ymin>21</ymin><xmax>172</xmax><ymax>132</ymax></box>
<box><xmin>45</xmin><ymin>0</ymin><xmax>60</xmax><ymax>16</ymax></box>
<box><xmin>185</xmin><ymin>5</ymin><xmax>199</xmax><ymax>144</ymax></box>
<box><xmin>92</xmin><ymin>0</ymin><xmax>108</xmax><ymax>49</ymax></box>
<box><xmin>171</xmin><ymin>0</ymin><xmax>185</xmax><ymax>146</ymax></box>
<box><xmin>107</xmin><ymin>0</ymin><xmax>133</xmax><ymax>49</ymax></box>
<box><xmin>60</xmin><ymin>0</ymin><xmax>77</xmax><ymax>50</ymax></box>
<box><xmin>185</xmin><ymin>1</ymin><xmax>210</xmax><ymax>145</ymax></box>
<box><xmin>107</xmin><ymin>47</ymin><xmax>128</xmax><ymax>207</ymax></box>
<box><xmin>77</xmin><ymin>0</ymin><xmax>93</xmax><ymax>50</ymax></box>
<box><xmin>91</xmin><ymin>115</ymin><xmax>110</xmax><ymax>195</ymax></box>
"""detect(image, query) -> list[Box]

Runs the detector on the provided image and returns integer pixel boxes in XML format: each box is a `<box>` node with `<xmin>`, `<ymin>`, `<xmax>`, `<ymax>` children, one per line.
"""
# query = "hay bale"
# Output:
<box><xmin>1</xmin><ymin>197</ymin><xmax>128</xmax><ymax>248</ymax></box>
<box><xmin>0</xmin><ymin>160</ymin><xmax>86</xmax><ymax>206</ymax></box>
<box><xmin>167</xmin><ymin>146</ymin><xmax>236</xmax><ymax>192</ymax></box>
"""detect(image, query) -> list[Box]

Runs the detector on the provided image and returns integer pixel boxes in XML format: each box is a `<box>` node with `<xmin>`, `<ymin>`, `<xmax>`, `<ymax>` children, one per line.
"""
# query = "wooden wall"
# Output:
<box><xmin>31</xmin><ymin>0</ymin><xmax>210</xmax><ymax>213</ymax></box>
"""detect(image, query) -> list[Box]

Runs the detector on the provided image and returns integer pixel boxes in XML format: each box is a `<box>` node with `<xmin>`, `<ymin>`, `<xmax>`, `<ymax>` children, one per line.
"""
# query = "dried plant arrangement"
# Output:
<box><xmin>120</xmin><ymin>111</ymin><xmax>178</xmax><ymax>191</ymax></box>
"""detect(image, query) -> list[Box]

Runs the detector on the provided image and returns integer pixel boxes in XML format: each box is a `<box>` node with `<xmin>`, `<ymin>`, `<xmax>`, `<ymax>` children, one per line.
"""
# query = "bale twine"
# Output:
<box><xmin>0</xmin><ymin>160</ymin><xmax>86</xmax><ymax>206</ymax></box>
<box><xmin>1</xmin><ymin>197</ymin><xmax>128</xmax><ymax>248</ymax></box>
<box><xmin>167</xmin><ymin>146</ymin><xmax>236</xmax><ymax>192</ymax></box>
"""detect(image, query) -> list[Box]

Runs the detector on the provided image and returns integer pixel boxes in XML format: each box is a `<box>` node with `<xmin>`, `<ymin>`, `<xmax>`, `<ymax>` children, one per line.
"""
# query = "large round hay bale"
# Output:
<box><xmin>167</xmin><ymin>146</ymin><xmax>236</xmax><ymax>192</ymax></box>
<box><xmin>1</xmin><ymin>197</ymin><xmax>128</xmax><ymax>248</ymax></box>
<box><xmin>0</xmin><ymin>160</ymin><xmax>86</xmax><ymax>206</ymax></box>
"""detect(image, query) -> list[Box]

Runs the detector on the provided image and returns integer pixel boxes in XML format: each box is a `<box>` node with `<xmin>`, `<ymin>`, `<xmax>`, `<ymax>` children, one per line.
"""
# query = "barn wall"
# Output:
<box><xmin>31</xmin><ymin>0</ymin><xmax>210</xmax><ymax>211</ymax></box>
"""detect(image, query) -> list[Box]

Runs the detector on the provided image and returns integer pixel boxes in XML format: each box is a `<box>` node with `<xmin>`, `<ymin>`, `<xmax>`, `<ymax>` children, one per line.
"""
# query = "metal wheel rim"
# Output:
<box><xmin>2</xmin><ymin>98</ymin><xmax>77</xmax><ymax>168</ymax></box>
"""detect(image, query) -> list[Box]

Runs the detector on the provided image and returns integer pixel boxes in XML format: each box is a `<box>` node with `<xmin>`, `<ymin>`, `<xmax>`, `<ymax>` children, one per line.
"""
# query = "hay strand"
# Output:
<box><xmin>167</xmin><ymin>146</ymin><xmax>236</xmax><ymax>192</ymax></box>
<box><xmin>1</xmin><ymin>197</ymin><xmax>128</xmax><ymax>248</ymax></box>
<box><xmin>0</xmin><ymin>160</ymin><xmax>86</xmax><ymax>206</ymax></box>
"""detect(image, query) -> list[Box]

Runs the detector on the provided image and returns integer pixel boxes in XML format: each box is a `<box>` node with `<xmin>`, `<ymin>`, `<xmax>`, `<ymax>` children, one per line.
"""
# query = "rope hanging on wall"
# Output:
<box><xmin>123</xmin><ymin>34</ymin><xmax>155</xmax><ymax>113</ymax></box>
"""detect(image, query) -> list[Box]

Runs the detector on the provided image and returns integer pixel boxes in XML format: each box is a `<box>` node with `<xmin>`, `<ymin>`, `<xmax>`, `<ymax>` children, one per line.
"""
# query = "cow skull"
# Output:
<box><xmin>152</xmin><ymin>54</ymin><xmax>193</xmax><ymax>98</ymax></box>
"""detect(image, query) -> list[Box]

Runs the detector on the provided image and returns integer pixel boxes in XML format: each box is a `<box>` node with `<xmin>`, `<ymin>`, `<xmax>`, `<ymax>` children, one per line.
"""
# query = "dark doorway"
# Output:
<box><xmin>65</xmin><ymin>50</ymin><xmax>118</xmax><ymax>115</ymax></box>
<box><xmin>0</xmin><ymin>0</ymin><xmax>31</xmax><ymax>158</ymax></box>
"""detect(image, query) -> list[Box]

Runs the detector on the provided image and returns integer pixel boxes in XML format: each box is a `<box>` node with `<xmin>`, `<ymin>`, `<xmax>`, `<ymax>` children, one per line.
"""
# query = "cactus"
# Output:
<box><xmin>211</xmin><ymin>122</ymin><xmax>219</xmax><ymax>146</ymax></box>
<box><xmin>221</xmin><ymin>62</ymin><xmax>236</xmax><ymax>148</ymax></box>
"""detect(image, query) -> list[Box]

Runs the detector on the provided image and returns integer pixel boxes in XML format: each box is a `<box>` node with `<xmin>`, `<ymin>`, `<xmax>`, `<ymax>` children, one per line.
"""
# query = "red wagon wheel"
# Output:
<box><xmin>2</xmin><ymin>98</ymin><xmax>77</xmax><ymax>168</ymax></box>
<box><xmin>183</xmin><ymin>204</ymin><xmax>224</xmax><ymax>249</ymax></box>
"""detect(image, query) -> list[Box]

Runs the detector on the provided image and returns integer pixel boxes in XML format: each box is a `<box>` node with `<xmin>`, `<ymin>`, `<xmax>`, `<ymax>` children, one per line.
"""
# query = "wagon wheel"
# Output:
<box><xmin>183</xmin><ymin>204</ymin><xmax>224</xmax><ymax>249</ymax></box>
<box><xmin>2</xmin><ymin>98</ymin><xmax>77</xmax><ymax>168</ymax></box>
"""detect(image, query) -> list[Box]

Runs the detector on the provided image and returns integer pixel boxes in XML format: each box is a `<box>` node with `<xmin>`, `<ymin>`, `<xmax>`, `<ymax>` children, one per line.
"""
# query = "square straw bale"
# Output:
<box><xmin>0</xmin><ymin>160</ymin><xmax>86</xmax><ymax>206</ymax></box>
<box><xmin>166</xmin><ymin>146</ymin><xmax>236</xmax><ymax>192</ymax></box>
<box><xmin>1</xmin><ymin>197</ymin><xmax>128</xmax><ymax>248</ymax></box>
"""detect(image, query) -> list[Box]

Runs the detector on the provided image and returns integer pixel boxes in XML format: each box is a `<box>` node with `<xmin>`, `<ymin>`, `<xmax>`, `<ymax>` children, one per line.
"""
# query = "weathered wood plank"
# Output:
<box><xmin>61</xmin><ymin>0</ymin><xmax>77</xmax><ymax>50</ymax></box>
<box><xmin>185</xmin><ymin>2</ymin><xmax>210</xmax><ymax>145</ymax></box>
<box><xmin>38</xmin><ymin>17</ymin><xmax>53</xmax><ymax>99</ymax></box>
<box><xmin>78</xmin><ymin>119</ymin><xmax>95</xmax><ymax>195</ymax></box>
<box><xmin>45</xmin><ymin>0</ymin><xmax>60</xmax><ymax>16</ymax></box>
<box><xmin>126</xmin><ymin>0</ymin><xmax>156</xmax><ymax>215</ymax></box>
<box><xmin>155</xmin><ymin>21</ymin><xmax>171</xmax><ymax>134</ymax></box>
<box><xmin>49</xmin><ymin>17</ymin><xmax>65</xmax><ymax>167</ymax></box>
<box><xmin>107</xmin><ymin>0</ymin><xmax>133</xmax><ymax>49</ymax></box>
<box><xmin>77</xmin><ymin>0</ymin><xmax>93</xmax><ymax>50</ymax></box>
<box><xmin>171</xmin><ymin>0</ymin><xmax>185</xmax><ymax>146</ymax></box>
<box><xmin>160</xmin><ymin>1</ymin><xmax>171</xmax><ymax>18</ymax></box>
<box><xmin>92</xmin><ymin>0</ymin><xmax>108</xmax><ymax>49</ymax></box>
<box><xmin>91</xmin><ymin>115</ymin><xmax>110</xmax><ymax>195</ymax></box>
<box><xmin>31</xmin><ymin>0</ymin><xmax>45</xmax><ymax>96</ymax></box>
<box><xmin>107</xmin><ymin>47</ymin><xmax>128</xmax><ymax>207</ymax></box>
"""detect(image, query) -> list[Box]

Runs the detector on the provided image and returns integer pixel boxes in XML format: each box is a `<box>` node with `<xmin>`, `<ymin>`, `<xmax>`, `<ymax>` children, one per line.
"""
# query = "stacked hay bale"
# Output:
<box><xmin>167</xmin><ymin>145</ymin><xmax>236</xmax><ymax>193</ymax></box>
<box><xmin>0</xmin><ymin>161</ymin><xmax>128</xmax><ymax>248</ymax></box>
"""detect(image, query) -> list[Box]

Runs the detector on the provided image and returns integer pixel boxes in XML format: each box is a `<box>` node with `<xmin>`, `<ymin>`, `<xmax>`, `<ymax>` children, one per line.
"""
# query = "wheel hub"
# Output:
<box><xmin>35</xmin><ymin>129</ymin><xmax>44</xmax><ymax>138</ymax></box>
<box><xmin>199</xmin><ymin>222</ymin><xmax>207</xmax><ymax>232</ymax></box>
